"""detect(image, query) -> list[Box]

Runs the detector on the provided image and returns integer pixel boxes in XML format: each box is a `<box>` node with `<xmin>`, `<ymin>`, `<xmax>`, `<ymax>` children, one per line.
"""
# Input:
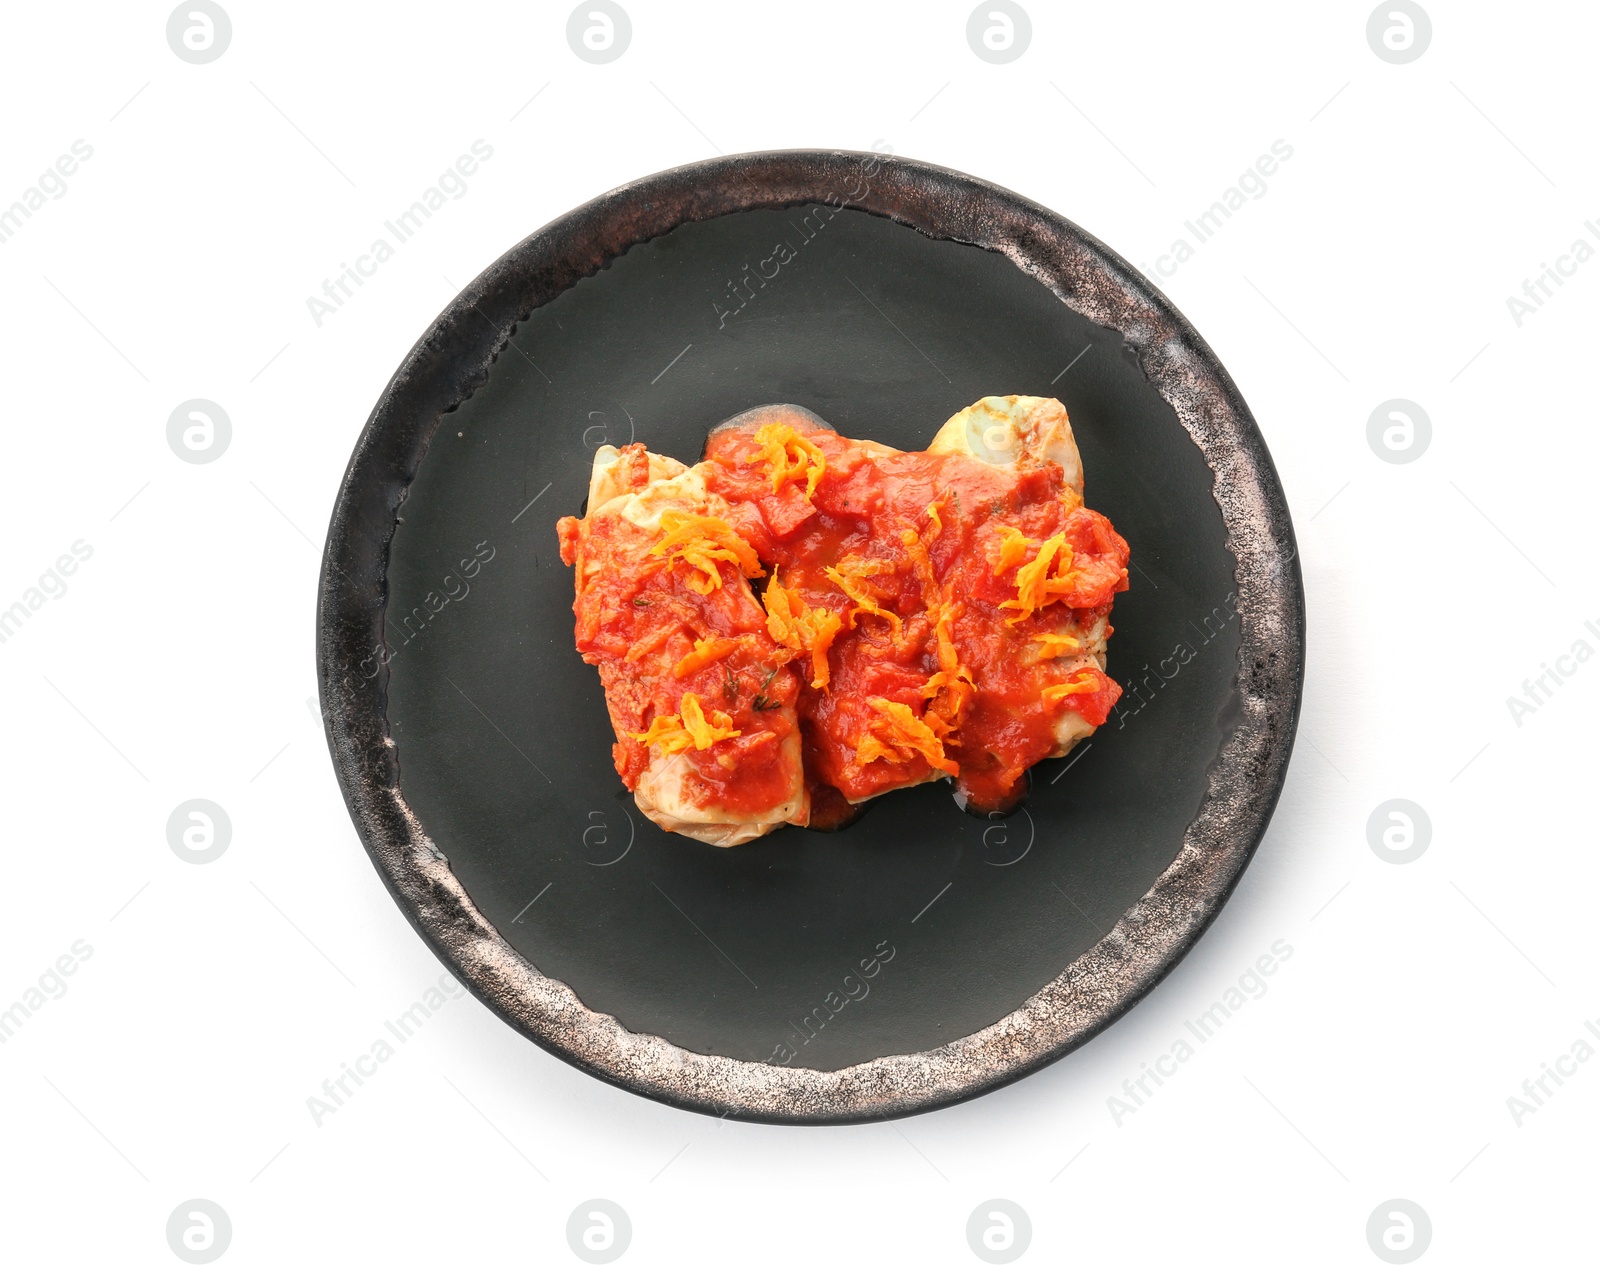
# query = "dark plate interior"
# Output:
<box><xmin>384</xmin><ymin>204</ymin><xmax>1240</xmax><ymax>1072</ymax></box>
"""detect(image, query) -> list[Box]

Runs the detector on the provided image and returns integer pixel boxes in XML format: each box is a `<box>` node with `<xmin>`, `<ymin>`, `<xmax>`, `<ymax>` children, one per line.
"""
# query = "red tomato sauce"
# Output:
<box><xmin>558</xmin><ymin>482</ymin><xmax>802</xmax><ymax>820</ymax></box>
<box><xmin>702</xmin><ymin>418</ymin><xmax>1129</xmax><ymax>814</ymax></box>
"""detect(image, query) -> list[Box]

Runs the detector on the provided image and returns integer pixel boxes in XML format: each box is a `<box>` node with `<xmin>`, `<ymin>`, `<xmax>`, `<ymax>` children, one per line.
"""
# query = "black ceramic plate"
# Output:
<box><xmin>317</xmin><ymin>150</ymin><xmax>1303</xmax><ymax>1123</ymax></box>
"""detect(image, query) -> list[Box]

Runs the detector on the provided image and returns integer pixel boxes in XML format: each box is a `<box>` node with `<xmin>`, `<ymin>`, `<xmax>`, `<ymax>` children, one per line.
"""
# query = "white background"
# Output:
<box><xmin>1</xmin><ymin>1</ymin><xmax>1595</xmax><ymax>1261</ymax></box>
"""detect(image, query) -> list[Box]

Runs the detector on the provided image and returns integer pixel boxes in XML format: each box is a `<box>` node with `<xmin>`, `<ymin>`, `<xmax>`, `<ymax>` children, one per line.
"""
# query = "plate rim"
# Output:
<box><xmin>315</xmin><ymin>147</ymin><xmax>1305</xmax><ymax>1124</ymax></box>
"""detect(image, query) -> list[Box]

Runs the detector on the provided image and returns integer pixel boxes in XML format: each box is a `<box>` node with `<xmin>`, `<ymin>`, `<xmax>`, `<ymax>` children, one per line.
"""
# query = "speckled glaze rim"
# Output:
<box><xmin>316</xmin><ymin>149</ymin><xmax>1305</xmax><ymax>1125</ymax></box>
